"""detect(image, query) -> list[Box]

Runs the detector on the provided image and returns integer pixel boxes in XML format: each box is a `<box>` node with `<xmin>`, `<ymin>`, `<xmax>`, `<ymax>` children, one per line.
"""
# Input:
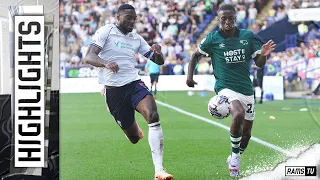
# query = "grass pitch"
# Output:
<box><xmin>60</xmin><ymin>91</ymin><xmax>320</xmax><ymax>180</ymax></box>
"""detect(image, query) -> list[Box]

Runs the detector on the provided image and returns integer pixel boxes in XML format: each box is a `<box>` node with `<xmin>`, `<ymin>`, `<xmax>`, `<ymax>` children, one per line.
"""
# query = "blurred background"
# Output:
<box><xmin>59</xmin><ymin>0</ymin><xmax>320</xmax><ymax>97</ymax></box>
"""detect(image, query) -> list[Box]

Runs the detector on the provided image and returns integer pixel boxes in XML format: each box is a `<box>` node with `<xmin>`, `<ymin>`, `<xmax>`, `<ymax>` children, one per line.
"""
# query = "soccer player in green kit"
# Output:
<box><xmin>186</xmin><ymin>4</ymin><xmax>276</xmax><ymax>177</ymax></box>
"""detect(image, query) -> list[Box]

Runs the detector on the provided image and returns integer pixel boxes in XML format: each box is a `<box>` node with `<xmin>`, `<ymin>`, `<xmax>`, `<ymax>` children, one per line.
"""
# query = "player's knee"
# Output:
<box><xmin>147</xmin><ymin>111</ymin><xmax>159</xmax><ymax>124</ymax></box>
<box><xmin>232</xmin><ymin>110</ymin><xmax>245</xmax><ymax>125</ymax></box>
<box><xmin>234</xmin><ymin>109</ymin><xmax>245</xmax><ymax>120</ymax></box>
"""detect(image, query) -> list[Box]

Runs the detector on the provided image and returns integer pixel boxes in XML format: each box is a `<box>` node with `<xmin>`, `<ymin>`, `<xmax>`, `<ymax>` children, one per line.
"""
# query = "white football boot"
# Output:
<box><xmin>226</xmin><ymin>154</ymin><xmax>241</xmax><ymax>177</ymax></box>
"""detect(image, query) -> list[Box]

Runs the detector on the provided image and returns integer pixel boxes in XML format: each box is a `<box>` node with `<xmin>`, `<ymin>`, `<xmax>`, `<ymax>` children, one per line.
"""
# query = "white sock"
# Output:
<box><xmin>148</xmin><ymin>122</ymin><xmax>164</xmax><ymax>173</ymax></box>
<box><xmin>232</xmin><ymin>152</ymin><xmax>240</xmax><ymax>157</ymax></box>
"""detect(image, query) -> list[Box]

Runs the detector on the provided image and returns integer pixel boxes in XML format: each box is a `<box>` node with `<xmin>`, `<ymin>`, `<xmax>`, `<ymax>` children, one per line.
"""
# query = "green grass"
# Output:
<box><xmin>60</xmin><ymin>91</ymin><xmax>320</xmax><ymax>180</ymax></box>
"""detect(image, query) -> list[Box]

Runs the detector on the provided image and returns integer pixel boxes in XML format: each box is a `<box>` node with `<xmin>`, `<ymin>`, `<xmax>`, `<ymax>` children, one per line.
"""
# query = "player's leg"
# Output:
<box><xmin>259</xmin><ymin>77</ymin><xmax>264</xmax><ymax>104</ymax></box>
<box><xmin>122</xmin><ymin>120</ymin><xmax>145</xmax><ymax>143</ymax></box>
<box><xmin>312</xmin><ymin>83</ymin><xmax>320</xmax><ymax>95</ymax></box>
<box><xmin>230</xmin><ymin>100</ymin><xmax>244</xmax><ymax>147</ymax></box>
<box><xmin>150</xmin><ymin>74</ymin><xmax>154</xmax><ymax>95</ymax></box>
<box><xmin>252</xmin><ymin>79</ymin><xmax>257</xmax><ymax>103</ymax></box>
<box><xmin>101</xmin><ymin>87</ymin><xmax>109</xmax><ymax>112</ymax></box>
<box><xmin>133</xmin><ymin>80</ymin><xmax>173</xmax><ymax>180</ymax></box>
<box><xmin>227</xmin><ymin>100</ymin><xmax>244</xmax><ymax>176</ymax></box>
<box><xmin>259</xmin><ymin>87</ymin><xmax>264</xmax><ymax>104</ymax></box>
<box><xmin>239</xmin><ymin>95</ymin><xmax>255</xmax><ymax>154</ymax></box>
<box><xmin>219</xmin><ymin>89</ymin><xmax>244</xmax><ymax>176</ymax></box>
<box><xmin>240</xmin><ymin>120</ymin><xmax>253</xmax><ymax>154</ymax></box>
<box><xmin>105</xmin><ymin>86</ymin><xmax>143</xmax><ymax>144</ymax></box>
<box><xmin>153</xmin><ymin>73</ymin><xmax>159</xmax><ymax>97</ymax></box>
<box><xmin>153</xmin><ymin>81</ymin><xmax>157</xmax><ymax>95</ymax></box>
<box><xmin>100</xmin><ymin>88</ymin><xmax>105</xmax><ymax>96</ymax></box>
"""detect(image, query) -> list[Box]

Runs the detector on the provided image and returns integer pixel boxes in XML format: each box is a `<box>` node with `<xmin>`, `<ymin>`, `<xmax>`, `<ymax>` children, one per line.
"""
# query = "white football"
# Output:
<box><xmin>208</xmin><ymin>95</ymin><xmax>231</xmax><ymax>119</ymax></box>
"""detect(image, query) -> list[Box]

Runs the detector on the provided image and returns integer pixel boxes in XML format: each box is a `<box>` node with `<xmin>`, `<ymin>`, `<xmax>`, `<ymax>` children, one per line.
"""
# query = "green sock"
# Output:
<box><xmin>230</xmin><ymin>133</ymin><xmax>242</xmax><ymax>154</ymax></box>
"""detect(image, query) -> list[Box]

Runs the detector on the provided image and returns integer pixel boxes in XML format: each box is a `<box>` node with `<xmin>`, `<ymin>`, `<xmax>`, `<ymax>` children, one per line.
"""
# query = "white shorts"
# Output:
<box><xmin>218</xmin><ymin>88</ymin><xmax>255</xmax><ymax>120</ymax></box>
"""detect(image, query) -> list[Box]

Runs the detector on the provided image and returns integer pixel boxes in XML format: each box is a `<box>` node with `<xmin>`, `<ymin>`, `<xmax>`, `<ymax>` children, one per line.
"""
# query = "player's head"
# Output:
<box><xmin>117</xmin><ymin>4</ymin><xmax>137</xmax><ymax>32</ymax></box>
<box><xmin>217</xmin><ymin>4</ymin><xmax>237</xmax><ymax>31</ymax></box>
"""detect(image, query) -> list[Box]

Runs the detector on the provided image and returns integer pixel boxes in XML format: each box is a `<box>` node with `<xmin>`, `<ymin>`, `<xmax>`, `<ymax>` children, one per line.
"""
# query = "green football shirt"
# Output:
<box><xmin>198</xmin><ymin>28</ymin><xmax>262</xmax><ymax>96</ymax></box>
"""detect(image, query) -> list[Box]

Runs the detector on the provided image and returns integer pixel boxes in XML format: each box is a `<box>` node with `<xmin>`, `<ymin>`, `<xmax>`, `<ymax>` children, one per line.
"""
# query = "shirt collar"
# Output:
<box><xmin>218</xmin><ymin>27</ymin><xmax>240</xmax><ymax>39</ymax></box>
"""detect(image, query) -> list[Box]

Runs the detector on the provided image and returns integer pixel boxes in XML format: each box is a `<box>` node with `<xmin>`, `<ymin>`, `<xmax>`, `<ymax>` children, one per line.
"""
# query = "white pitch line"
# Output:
<box><xmin>156</xmin><ymin>100</ymin><xmax>298</xmax><ymax>157</ymax></box>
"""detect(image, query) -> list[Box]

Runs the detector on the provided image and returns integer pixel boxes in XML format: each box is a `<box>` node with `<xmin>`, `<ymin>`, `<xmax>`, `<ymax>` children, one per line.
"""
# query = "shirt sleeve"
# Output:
<box><xmin>137</xmin><ymin>34</ymin><xmax>151</xmax><ymax>55</ymax></box>
<box><xmin>90</xmin><ymin>25</ymin><xmax>111</xmax><ymax>49</ymax></box>
<box><xmin>198</xmin><ymin>34</ymin><xmax>212</xmax><ymax>57</ymax></box>
<box><xmin>198</xmin><ymin>34</ymin><xmax>213</xmax><ymax>57</ymax></box>
<box><xmin>250</xmin><ymin>32</ymin><xmax>262</xmax><ymax>58</ymax></box>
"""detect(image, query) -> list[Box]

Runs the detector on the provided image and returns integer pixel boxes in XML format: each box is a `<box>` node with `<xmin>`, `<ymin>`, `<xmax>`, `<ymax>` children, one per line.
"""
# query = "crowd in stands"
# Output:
<box><xmin>59</xmin><ymin>0</ymin><xmax>271</xmax><ymax>76</ymax></box>
<box><xmin>251</xmin><ymin>0</ymin><xmax>320</xmax><ymax>33</ymax></box>
<box><xmin>60</xmin><ymin>0</ymin><xmax>319</xmax><ymax>92</ymax></box>
<box><xmin>265</xmin><ymin>37</ymin><xmax>320</xmax><ymax>91</ymax></box>
<box><xmin>59</xmin><ymin>0</ymin><xmax>216</xmax><ymax>72</ymax></box>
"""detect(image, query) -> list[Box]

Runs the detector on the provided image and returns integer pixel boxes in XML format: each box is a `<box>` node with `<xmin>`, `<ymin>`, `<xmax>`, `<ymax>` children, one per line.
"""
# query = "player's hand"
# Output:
<box><xmin>105</xmin><ymin>62</ymin><xmax>119</xmax><ymax>73</ymax></box>
<box><xmin>261</xmin><ymin>40</ymin><xmax>276</xmax><ymax>56</ymax></box>
<box><xmin>151</xmin><ymin>44</ymin><xmax>162</xmax><ymax>54</ymax></box>
<box><xmin>186</xmin><ymin>78</ymin><xmax>198</xmax><ymax>87</ymax></box>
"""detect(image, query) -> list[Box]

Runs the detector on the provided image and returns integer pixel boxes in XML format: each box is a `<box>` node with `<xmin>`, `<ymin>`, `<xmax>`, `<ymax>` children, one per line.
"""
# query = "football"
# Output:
<box><xmin>208</xmin><ymin>95</ymin><xmax>231</xmax><ymax>119</ymax></box>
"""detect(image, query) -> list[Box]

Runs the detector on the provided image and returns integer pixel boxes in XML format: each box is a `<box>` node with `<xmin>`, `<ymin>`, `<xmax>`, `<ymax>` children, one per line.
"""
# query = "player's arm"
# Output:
<box><xmin>253</xmin><ymin>54</ymin><xmax>267</xmax><ymax>68</ymax></box>
<box><xmin>151</xmin><ymin>46</ymin><xmax>165</xmax><ymax>65</ymax></box>
<box><xmin>251</xmin><ymin>33</ymin><xmax>275</xmax><ymax>68</ymax></box>
<box><xmin>254</xmin><ymin>40</ymin><xmax>276</xmax><ymax>67</ymax></box>
<box><xmin>84</xmin><ymin>46</ymin><xmax>119</xmax><ymax>72</ymax></box>
<box><xmin>186</xmin><ymin>50</ymin><xmax>203</xmax><ymax>87</ymax></box>
<box><xmin>186</xmin><ymin>35</ymin><xmax>211</xmax><ymax>87</ymax></box>
<box><xmin>83</xmin><ymin>46</ymin><xmax>105</xmax><ymax>67</ymax></box>
<box><xmin>147</xmin><ymin>44</ymin><xmax>165</xmax><ymax>65</ymax></box>
<box><xmin>83</xmin><ymin>25</ymin><xmax>107</xmax><ymax>67</ymax></box>
<box><xmin>138</xmin><ymin>35</ymin><xmax>164</xmax><ymax>65</ymax></box>
<box><xmin>83</xmin><ymin>25</ymin><xmax>119</xmax><ymax>72</ymax></box>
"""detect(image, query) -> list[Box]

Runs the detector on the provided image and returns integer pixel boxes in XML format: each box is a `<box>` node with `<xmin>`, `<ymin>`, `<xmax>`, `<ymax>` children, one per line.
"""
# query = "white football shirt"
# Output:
<box><xmin>91</xmin><ymin>24</ymin><xmax>151</xmax><ymax>86</ymax></box>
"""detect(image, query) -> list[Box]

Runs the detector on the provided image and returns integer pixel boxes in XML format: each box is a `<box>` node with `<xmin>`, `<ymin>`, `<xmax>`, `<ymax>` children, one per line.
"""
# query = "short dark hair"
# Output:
<box><xmin>118</xmin><ymin>4</ymin><xmax>135</xmax><ymax>13</ymax></box>
<box><xmin>218</xmin><ymin>4</ymin><xmax>236</xmax><ymax>14</ymax></box>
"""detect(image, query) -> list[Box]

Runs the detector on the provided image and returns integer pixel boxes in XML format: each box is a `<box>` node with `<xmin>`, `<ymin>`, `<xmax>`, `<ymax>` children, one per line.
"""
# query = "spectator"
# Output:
<box><xmin>174</xmin><ymin>43</ymin><xmax>183</xmax><ymax>60</ymax></box>
<box><xmin>59</xmin><ymin>0</ymin><xmax>319</xmax><ymax>82</ymax></box>
<box><xmin>64</xmin><ymin>2</ymin><xmax>72</xmax><ymax>16</ymax></box>
<box><xmin>261</xmin><ymin>21</ymin><xmax>269</xmax><ymax>30</ymax></box>
<box><xmin>307</xmin><ymin>29</ymin><xmax>319</xmax><ymax>41</ymax></box>
<box><xmin>274</xmin><ymin>7</ymin><xmax>286</xmax><ymax>21</ymax></box>
<box><xmin>298</xmin><ymin>22</ymin><xmax>308</xmax><ymax>37</ymax></box>
<box><xmin>173</xmin><ymin>62</ymin><xmax>184</xmax><ymax>75</ymax></box>
<box><xmin>167</xmin><ymin>21</ymin><xmax>179</xmax><ymax>37</ymax></box>
<box><xmin>194</xmin><ymin>1</ymin><xmax>206</xmax><ymax>23</ymax></box>
<box><xmin>71</xmin><ymin>52</ymin><xmax>80</xmax><ymax>66</ymax></box>
<box><xmin>252</xmin><ymin>24</ymin><xmax>260</xmax><ymax>34</ymax></box>
<box><xmin>248</xmin><ymin>3</ymin><xmax>257</xmax><ymax>26</ymax></box>
<box><xmin>197</xmin><ymin>60</ymin><xmax>210</xmax><ymax>74</ymax></box>
<box><xmin>236</xmin><ymin>5</ymin><xmax>247</xmax><ymax>28</ymax></box>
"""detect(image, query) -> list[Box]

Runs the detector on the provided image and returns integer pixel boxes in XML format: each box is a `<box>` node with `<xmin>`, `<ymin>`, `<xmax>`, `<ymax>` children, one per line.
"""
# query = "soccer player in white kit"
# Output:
<box><xmin>84</xmin><ymin>4</ymin><xmax>173</xmax><ymax>180</ymax></box>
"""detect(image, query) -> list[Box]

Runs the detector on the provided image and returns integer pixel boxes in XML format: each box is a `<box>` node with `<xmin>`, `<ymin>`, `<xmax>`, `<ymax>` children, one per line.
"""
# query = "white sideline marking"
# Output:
<box><xmin>156</xmin><ymin>100</ymin><xmax>298</xmax><ymax>157</ymax></box>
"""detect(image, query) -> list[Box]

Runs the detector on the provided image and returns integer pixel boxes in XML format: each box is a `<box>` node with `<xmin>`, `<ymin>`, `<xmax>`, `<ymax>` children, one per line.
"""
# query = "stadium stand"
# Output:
<box><xmin>250</xmin><ymin>0</ymin><xmax>320</xmax><ymax>33</ymax></box>
<box><xmin>60</xmin><ymin>0</ymin><xmax>320</xmax><ymax>93</ymax></box>
<box><xmin>59</xmin><ymin>0</ymin><xmax>216</xmax><ymax>74</ymax></box>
